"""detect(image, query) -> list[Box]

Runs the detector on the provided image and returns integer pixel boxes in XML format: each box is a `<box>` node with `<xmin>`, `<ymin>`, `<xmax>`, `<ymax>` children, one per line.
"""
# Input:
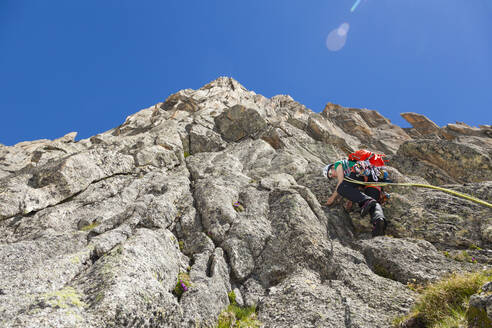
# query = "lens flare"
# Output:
<box><xmin>351</xmin><ymin>0</ymin><xmax>362</xmax><ymax>12</ymax></box>
<box><xmin>337</xmin><ymin>23</ymin><xmax>350</xmax><ymax>36</ymax></box>
<box><xmin>326</xmin><ymin>22</ymin><xmax>350</xmax><ymax>52</ymax></box>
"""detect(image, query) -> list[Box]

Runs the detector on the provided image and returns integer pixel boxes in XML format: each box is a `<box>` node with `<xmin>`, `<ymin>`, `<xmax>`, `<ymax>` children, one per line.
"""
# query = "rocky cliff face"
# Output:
<box><xmin>0</xmin><ymin>77</ymin><xmax>490</xmax><ymax>327</ymax></box>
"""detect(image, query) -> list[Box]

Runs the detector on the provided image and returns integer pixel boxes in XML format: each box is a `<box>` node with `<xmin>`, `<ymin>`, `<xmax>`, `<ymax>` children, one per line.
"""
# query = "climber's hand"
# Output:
<box><xmin>325</xmin><ymin>196</ymin><xmax>336</xmax><ymax>206</ymax></box>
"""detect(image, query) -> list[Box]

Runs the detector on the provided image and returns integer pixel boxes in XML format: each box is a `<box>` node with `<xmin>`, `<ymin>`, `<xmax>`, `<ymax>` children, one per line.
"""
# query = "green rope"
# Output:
<box><xmin>343</xmin><ymin>177</ymin><xmax>492</xmax><ymax>209</ymax></box>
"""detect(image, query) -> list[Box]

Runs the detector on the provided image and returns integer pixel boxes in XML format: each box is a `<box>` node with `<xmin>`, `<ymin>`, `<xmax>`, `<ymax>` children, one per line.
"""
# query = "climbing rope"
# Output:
<box><xmin>343</xmin><ymin>177</ymin><xmax>492</xmax><ymax>209</ymax></box>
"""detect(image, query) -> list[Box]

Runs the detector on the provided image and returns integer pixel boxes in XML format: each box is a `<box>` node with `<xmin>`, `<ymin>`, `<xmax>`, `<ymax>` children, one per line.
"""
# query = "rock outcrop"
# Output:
<box><xmin>0</xmin><ymin>77</ymin><xmax>490</xmax><ymax>328</ymax></box>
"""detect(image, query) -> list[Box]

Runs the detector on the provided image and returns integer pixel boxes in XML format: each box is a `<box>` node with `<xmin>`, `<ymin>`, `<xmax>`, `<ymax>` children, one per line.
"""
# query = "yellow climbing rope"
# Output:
<box><xmin>343</xmin><ymin>177</ymin><xmax>492</xmax><ymax>209</ymax></box>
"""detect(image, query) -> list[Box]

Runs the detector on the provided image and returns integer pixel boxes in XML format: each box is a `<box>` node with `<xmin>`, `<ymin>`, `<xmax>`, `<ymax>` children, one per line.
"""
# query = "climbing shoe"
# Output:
<box><xmin>360</xmin><ymin>199</ymin><xmax>376</xmax><ymax>217</ymax></box>
<box><xmin>372</xmin><ymin>218</ymin><xmax>386</xmax><ymax>237</ymax></box>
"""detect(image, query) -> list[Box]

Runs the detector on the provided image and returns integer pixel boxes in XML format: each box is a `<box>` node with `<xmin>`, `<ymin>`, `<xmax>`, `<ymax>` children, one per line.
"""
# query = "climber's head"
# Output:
<box><xmin>323</xmin><ymin>163</ymin><xmax>335</xmax><ymax>179</ymax></box>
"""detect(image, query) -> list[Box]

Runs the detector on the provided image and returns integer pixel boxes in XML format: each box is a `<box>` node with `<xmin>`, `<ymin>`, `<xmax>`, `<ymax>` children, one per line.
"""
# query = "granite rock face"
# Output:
<box><xmin>0</xmin><ymin>77</ymin><xmax>490</xmax><ymax>328</ymax></box>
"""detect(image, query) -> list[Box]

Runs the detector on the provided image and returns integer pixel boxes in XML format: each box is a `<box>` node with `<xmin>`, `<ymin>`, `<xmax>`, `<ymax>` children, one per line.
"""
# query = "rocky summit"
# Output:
<box><xmin>0</xmin><ymin>77</ymin><xmax>491</xmax><ymax>328</ymax></box>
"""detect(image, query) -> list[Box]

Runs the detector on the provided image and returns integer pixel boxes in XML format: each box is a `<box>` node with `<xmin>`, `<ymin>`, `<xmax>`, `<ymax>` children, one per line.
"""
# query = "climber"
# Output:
<box><xmin>323</xmin><ymin>159</ymin><xmax>387</xmax><ymax>237</ymax></box>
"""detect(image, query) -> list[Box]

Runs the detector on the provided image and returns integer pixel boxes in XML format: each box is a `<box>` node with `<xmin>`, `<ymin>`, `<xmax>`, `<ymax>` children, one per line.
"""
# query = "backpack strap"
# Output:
<box><xmin>340</xmin><ymin>159</ymin><xmax>352</xmax><ymax>177</ymax></box>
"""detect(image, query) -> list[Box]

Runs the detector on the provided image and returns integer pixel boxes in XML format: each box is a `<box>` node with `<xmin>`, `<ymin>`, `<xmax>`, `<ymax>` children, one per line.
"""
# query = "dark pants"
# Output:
<box><xmin>336</xmin><ymin>173</ymin><xmax>385</xmax><ymax>223</ymax></box>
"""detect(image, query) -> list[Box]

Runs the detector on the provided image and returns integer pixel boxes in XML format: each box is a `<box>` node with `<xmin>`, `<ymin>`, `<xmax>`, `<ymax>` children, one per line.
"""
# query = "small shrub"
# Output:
<box><xmin>217</xmin><ymin>289</ymin><xmax>261</xmax><ymax>327</ymax></box>
<box><xmin>433</xmin><ymin>307</ymin><xmax>467</xmax><ymax>328</ymax></box>
<box><xmin>173</xmin><ymin>272</ymin><xmax>191</xmax><ymax>298</ymax></box>
<box><xmin>232</xmin><ymin>202</ymin><xmax>244</xmax><ymax>213</ymax></box>
<box><xmin>217</xmin><ymin>304</ymin><xmax>260</xmax><ymax>328</ymax></box>
<box><xmin>228</xmin><ymin>291</ymin><xmax>236</xmax><ymax>305</ymax></box>
<box><xmin>178</xmin><ymin>240</ymin><xmax>184</xmax><ymax>251</ymax></box>
<box><xmin>469</xmin><ymin>244</ymin><xmax>482</xmax><ymax>251</ymax></box>
<box><xmin>184</xmin><ymin>151</ymin><xmax>190</xmax><ymax>158</ymax></box>
<box><xmin>393</xmin><ymin>269</ymin><xmax>492</xmax><ymax>327</ymax></box>
<box><xmin>406</xmin><ymin>279</ymin><xmax>425</xmax><ymax>293</ymax></box>
<box><xmin>232</xmin><ymin>304</ymin><xmax>256</xmax><ymax>321</ymax></box>
<box><xmin>218</xmin><ymin>311</ymin><xmax>236</xmax><ymax>328</ymax></box>
<box><xmin>460</xmin><ymin>250</ymin><xmax>472</xmax><ymax>262</ymax></box>
<box><xmin>452</xmin><ymin>250</ymin><xmax>478</xmax><ymax>263</ymax></box>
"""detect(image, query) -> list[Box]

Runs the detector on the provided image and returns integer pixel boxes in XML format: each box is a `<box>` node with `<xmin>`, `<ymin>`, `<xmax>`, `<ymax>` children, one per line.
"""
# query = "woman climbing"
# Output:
<box><xmin>323</xmin><ymin>159</ymin><xmax>387</xmax><ymax>237</ymax></box>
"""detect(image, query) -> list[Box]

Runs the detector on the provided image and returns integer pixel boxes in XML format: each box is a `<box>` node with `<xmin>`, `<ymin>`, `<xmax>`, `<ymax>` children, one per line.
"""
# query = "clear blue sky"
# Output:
<box><xmin>1</xmin><ymin>0</ymin><xmax>491</xmax><ymax>145</ymax></box>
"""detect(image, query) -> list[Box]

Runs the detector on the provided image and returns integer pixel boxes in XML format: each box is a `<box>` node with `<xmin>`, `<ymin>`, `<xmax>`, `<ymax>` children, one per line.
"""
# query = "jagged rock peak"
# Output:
<box><xmin>199</xmin><ymin>76</ymin><xmax>248</xmax><ymax>92</ymax></box>
<box><xmin>0</xmin><ymin>77</ymin><xmax>490</xmax><ymax>327</ymax></box>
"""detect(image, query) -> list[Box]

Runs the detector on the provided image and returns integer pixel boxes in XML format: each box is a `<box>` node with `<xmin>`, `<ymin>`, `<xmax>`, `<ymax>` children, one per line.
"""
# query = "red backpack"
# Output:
<box><xmin>348</xmin><ymin>149</ymin><xmax>388</xmax><ymax>167</ymax></box>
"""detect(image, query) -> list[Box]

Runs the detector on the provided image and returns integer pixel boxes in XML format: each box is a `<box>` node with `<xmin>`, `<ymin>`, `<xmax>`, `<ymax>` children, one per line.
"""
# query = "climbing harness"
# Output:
<box><xmin>351</xmin><ymin>160</ymin><xmax>386</xmax><ymax>182</ymax></box>
<box><xmin>343</xmin><ymin>177</ymin><xmax>492</xmax><ymax>209</ymax></box>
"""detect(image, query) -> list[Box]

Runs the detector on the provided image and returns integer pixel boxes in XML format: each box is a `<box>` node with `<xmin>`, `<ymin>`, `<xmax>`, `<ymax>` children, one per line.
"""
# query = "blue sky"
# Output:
<box><xmin>1</xmin><ymin>0</ymin><xmax>491</xmax><ymax>146</ymax></box>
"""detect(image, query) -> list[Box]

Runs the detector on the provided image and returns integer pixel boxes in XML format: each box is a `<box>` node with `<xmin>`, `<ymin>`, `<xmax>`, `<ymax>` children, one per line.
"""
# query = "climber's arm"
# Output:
<box><xmin>325</xmin><ymin>165</ymin><xmax>344</xmax><ymax>206</ymax></box>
